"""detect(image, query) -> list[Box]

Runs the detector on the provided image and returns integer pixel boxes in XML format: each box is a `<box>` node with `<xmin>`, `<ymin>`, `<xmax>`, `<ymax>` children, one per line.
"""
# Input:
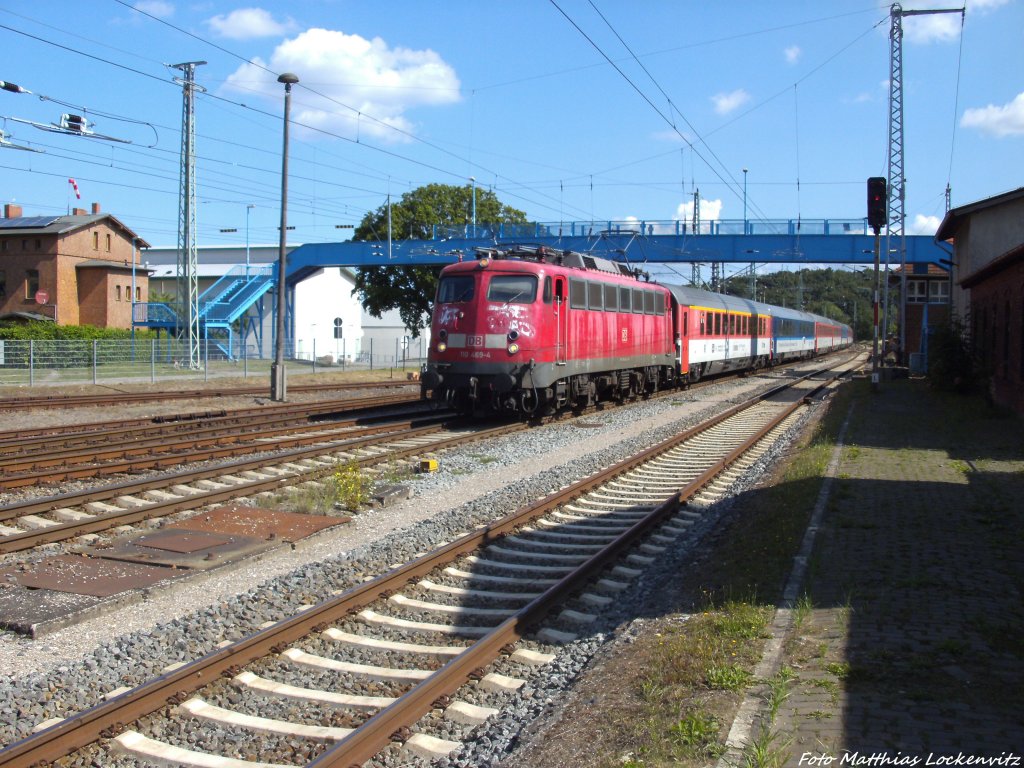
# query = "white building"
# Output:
<box><xmin>144</xmin><ymin>244</ymin><xmax>426</xmax><ymax>366</ymax></box>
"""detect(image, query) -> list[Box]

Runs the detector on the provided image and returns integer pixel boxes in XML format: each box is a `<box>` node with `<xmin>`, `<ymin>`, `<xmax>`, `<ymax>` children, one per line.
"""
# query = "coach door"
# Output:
<box><xmin>553</xmin><ymin>276</ymin><xmax>568</xmax><ymax>365</ymax></box>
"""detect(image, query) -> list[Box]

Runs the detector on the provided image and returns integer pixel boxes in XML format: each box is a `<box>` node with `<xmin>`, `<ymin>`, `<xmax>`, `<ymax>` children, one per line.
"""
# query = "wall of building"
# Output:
<box><xmin>0</xmin><ymin>241</ymin><xmax>57</xmax><ymax>319</ymax></box>
<box><xmin>969</xmin><ymin>260</ymin><xmax>1024</xmax><ymax>415</ymax></box>
<box><xmin>953</xmin><ymin>196</ymin><xmax>1024</xmax><ymax>322</ymax></box>
<box><xmin>292</xmin><ymin>267</ymin><xmax>362</xmax><ymax>363</ymax></box>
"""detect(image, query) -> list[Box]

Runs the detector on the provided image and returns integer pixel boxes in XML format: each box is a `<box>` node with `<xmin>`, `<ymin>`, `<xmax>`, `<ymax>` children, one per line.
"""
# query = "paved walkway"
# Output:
<box><xmin>745</xmin><ymin>377</ymin><xmax>1023</xmax><ymax>765</ymax></box>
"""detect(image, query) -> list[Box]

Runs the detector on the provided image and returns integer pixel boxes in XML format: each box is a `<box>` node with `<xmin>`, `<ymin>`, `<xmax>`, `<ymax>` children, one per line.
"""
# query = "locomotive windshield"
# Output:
<box><xmin>437</xmin><ymin>275</ymin><xmax>475</xmax><ymax>303</ymax></box>
<box><xmin>486</xmin><ymin>274</ymin><xmax>537</xmax><ymax>304</ymax></box>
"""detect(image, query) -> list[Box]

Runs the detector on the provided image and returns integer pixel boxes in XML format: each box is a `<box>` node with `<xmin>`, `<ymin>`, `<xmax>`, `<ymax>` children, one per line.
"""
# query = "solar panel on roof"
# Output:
<box><xmin>0</xmin><ymin>216</ymin><xmax>60</xmax><ymax>229</ymax></box>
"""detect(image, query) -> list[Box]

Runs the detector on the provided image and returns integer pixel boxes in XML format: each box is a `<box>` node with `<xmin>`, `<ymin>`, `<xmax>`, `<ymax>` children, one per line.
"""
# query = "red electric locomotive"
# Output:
<box><xmin>421</xmin><ymin>245</ymin><xmax>852</xmax><ymax>415</ymax></box>
<box><xmin>420</xmin><ymin>245</ymin><xmax>678</xmax><ymax>414</ymax></box>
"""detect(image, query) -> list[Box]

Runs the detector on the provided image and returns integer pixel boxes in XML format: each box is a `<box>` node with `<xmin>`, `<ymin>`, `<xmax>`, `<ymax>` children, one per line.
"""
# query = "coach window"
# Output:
<box><xmin>619</xmin><ymin>286</ymin><xmax>631</xmax><ymax>312</ymax></box>
<box><xmin>604</xmin><ymin>284</ymin><xmax>618</xmax><ymax>311</ymax></box>
<box><xmin>588</xmin><ymin>281</ymin><xmax>604</xmax><ymax>311</ymax></box>
<box><xmin>436</xmin><ymin>275</ymin><xmax>475</xmax><ymax>303</ymax></box>
<box><xmin>569</xmin><ymin>278</ymin><xmax>587</xmax><ymax>309</ymax></box>
<box><xmin>699</xmin><ymin>312</ymin><xmax>706</xmax><ymax>335</ymax></box>
<box><xmin>714</xmin><ymin>313</ymin><xmax>721</xmax><ymax>335</ymax></box>
<box><xmin>632</xmin><ymin>287</ymin><xmax>644</xmax><ymax>314</ymax></box>
<box><xmin>486</xmin><ymin>274</ymin><xmax>537</xmax><ymax>304</ymax></box>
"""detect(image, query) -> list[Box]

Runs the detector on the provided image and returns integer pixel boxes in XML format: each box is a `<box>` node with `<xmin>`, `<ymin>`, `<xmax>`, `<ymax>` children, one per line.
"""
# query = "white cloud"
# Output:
<box><xmin>961</xmin><ymin>92</ymin><xmax>1024</xmax><ymax>137</ymax></box>
<box><xmin>904</xmin><ymin>14</ymin><xmax>960</xmax><ymax>43</ymax></box>
<box><xmin>784</xmin><ymin>45</ymin><xmax>801</xmax><ymax>64</ymax></box>
<box><xmin>133</xmin><ymin>0</ymin><xmax>173</xmax><ymax>18</ymax></box>
<box><xmin>908</xmin><ymin>214</ymin><xmax>940</xmax><ymax>236</ymax></box>
<box><xmin>222</xmin><ymin>28</ymin><xmax>461</xmax><ymax>142</ymax></box>
<box><xmin>711</xmin><ymin>89</ymin><xmax>750</xmax><ymax>115</ymax></box>
<box><xmin>206</xmin><ymin>8</ymin><xmax>296</xmax><ymax>40</ymax></box>
<box><xmin>675</xmin><ymin>197</ymin><xmax>723</xmax><ymax>223</ymax></box>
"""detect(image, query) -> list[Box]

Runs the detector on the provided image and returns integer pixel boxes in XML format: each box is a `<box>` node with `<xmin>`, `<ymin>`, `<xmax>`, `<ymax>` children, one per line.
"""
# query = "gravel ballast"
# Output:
<box><xmin>0</xmin><ymin>371</ymin><xmax>824</xmax><ymax>762</ymax></box>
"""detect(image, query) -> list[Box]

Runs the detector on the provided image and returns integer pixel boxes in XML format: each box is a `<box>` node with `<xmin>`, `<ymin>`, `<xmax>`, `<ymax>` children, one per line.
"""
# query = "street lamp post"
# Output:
<box><xmin>271</xmin><ymin>72</ymin><xmax>298</xmax><ymax>402</ymax></box>
<box><xmin>742</xmin><ymin>168</ymin><xmax>748</xmax><ymax>235</ymax></box>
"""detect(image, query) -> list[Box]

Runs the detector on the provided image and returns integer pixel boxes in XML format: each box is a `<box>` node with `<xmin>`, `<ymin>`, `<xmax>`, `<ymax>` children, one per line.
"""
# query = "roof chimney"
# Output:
<box><xmin>91</xmin><ymin>202</ymin><xmax>101</xmax><ymax>214</ymax></box>
<box><xmin>72</xmin><ymin>207</ymin><xmax>87</xmax><ymax>216</ymax></box>
<box><xmin>4</xmin><ymin>203</ymin><xmax>22</xmax><ymax>219</ymax></box>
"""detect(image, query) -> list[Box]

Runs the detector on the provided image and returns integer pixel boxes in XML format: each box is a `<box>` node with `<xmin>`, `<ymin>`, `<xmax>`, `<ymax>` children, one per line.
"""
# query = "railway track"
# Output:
<box><xmin>0</xmin><ymin>357</ymin><xmax>858</xmax><ymax>767</ymax></box>
<box><xmin>0</xmin><ymin>417</ymin><xmax>521</xmax><ymax>556</ymax></box>
<box><xmin>0</xmin><ymin>379</ymin><xmax>416</xmax><ymax>412</ymax></box>
<box><xmin>0</xmin><ymin>395</ymin><xmax>433</xmax><ymax>490</ymax></box>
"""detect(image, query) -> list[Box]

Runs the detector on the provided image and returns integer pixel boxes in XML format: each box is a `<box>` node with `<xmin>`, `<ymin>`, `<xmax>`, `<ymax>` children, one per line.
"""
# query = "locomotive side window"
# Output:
<box><xmin>486</xmin><ymin>275</ymin><xmax>537</xmax><ymax>304</ymax></box>
<box><xmin>643</xmin><ymin>290</ymin><xmax>655</xmax><ymax>315</ymax></box>
<box><xmin>618</xmin><ymin>286</ymin><xmax>631</xmax><ymax>312</ymax></box>
<box><xmin>569</xmin><ymin>278</ymin><xmax>587</xmax><ymax>309</ymax></box>
<box><xmin>588</xmin><ymin>281</ymin><xmax>604</xmax><ymax>311</ymax></box>
<box><xmin>437</xmin><ymin>276</ymin><xmax>475</xmax><ymax>303</ymax></box>
<box><xmin>543</xmin><ymin>276</ymin><xmax>552</xmax><ymax>303</ymax></box>
<box><xmin>632</xmin><ymin>288</ymin><xmax>644</xmax><ymax>314</ymax></box>
<box><xmin>604</xmin><ymin>284</ymin><xmax>618</xmax><ymax>311</ymax></box>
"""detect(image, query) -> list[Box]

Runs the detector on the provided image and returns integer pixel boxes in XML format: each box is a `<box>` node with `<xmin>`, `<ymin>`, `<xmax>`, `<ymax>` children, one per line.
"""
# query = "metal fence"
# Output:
<box><xmin>0</xmin><ymin>336</ymin><xmax>426</xmax><ymax>388</ymax></box>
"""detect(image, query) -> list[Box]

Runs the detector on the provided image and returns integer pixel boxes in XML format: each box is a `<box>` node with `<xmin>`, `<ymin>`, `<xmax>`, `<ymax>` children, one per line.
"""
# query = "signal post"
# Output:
<box><xmin>867</xmin><ymin>177</ymin><xmax>886</xmax><ymax>390</ymax></box>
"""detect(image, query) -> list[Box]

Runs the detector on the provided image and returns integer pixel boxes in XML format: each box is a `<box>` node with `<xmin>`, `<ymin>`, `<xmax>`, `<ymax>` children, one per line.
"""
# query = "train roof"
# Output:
<box><xmin>448</xmin><ymin>245</ymin><xmax>848</xmax><ymax>330</ymax></box>
<box><xmin>662</xmin><ymin>282</ymin><xmax>848</xmax><ymax>328</ymax></box>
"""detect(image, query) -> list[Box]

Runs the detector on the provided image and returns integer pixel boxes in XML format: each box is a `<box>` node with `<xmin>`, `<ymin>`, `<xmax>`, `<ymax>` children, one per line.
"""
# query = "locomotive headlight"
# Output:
<box><xmin>437</xmin><ymin>342</ymin><xmax>447</xmax><ymax>353</ymax></box>
<box><xmin>507</xmin><ymin>343</ymin><xmax>520</xmax><ymax>355</ymax></box>
<box><xmin>438</xmin><ymin>329</ymin><xmax>448</xmax><ymax>340</ymax></box>
<box><xmin>507</xmin><ymin>330</ymin><xmax>519</xmax><ymax>341</ymax></box>
<box><xmin>478</xmin><ymin>258</ymin><xmax>489</xmax><ymax>268</ymax></box>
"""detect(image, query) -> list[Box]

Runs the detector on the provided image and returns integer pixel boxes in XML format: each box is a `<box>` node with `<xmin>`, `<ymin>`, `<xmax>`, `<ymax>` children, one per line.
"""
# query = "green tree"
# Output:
<box><xmin>352</xmin><ymin>183</ymin><xmax>528</xmax><ymax>334</ymax></box>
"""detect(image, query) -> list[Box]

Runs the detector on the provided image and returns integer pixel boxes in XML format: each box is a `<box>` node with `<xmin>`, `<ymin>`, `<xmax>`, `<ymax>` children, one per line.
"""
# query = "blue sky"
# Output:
<box><xmin>0</xmin><ymin>0</ymin><xmax>1020</xmax><ymax>256</ymax></box>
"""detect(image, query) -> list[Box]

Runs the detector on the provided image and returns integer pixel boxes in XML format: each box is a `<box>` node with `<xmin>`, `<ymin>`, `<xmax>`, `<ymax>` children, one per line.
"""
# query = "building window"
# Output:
<box><xmin>25</xmin><ymin>269</ymin><xmax>39</xmax><ymax>299</ymax></box>
<box><xmin>105</xmin><ymin>233</ymin><xmax>112</xmax><ymax>252</ymax></box>
<box><xmin>0</xmin><ymin>269</ymin><xmax>5</xmax><ymax>297</ymax></box>
<box><xmin>135</xmin><ymin>286</ymin><xmax>141</xmax><ymax>301</ymax></box>
<box><xmin>92</xmin><ymin>231</ymin><xmax>99</xmax><ymax>250</ymax></box>
<box><xmin>34</xmin><ymin>238</ymin><xmax>41</xmax><ymax>250</ymax></box>
<box><xmin>929</xmin><ymin>281</ymin><xmax>949</xmax><ymax>304</ymax></box>
<box><xmin>115</xmin><ymin>285</ymin><xmax>122</xmax><ymax>302</ymax></box>
<box><xmin>907</xmin><ymin>280</ymin><xmax>927</xmax><ymax>303</ymax></box>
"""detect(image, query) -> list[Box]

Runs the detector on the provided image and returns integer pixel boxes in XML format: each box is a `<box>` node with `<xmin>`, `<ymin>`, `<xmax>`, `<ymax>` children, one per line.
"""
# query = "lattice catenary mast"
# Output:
<box><xmin>885</xmin><ymin>4</ymin><xmax>963</xmax><ymax>362</ymax></box>
<box><xmin>171</xmin><ymin>61</ymin><xmax>206</xmax><ymax>370</ymax></box>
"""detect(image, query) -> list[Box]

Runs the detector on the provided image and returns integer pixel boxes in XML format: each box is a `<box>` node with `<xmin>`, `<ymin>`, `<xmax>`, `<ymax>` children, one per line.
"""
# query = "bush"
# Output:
<box><xmin>927</xmin><ymin>320</ymin><xmax>979</xmax><ymax>393</ymax></box>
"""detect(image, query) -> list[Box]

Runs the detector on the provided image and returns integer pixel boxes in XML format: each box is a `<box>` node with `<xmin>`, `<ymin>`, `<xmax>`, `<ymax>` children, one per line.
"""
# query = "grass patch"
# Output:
<box><xmin>595</xmin><ymin>603</ymin><xmax>770</xmax><ymax>767</ymax></box>
<box><xmin>706</xmin><ymin>663</ymin><xmax>753</xmax><ymax>691</ymax></box>
<box><xmin>694</xmin><ymin>381</ymin><xmax>856</xmax><ymax>605</ymax></box>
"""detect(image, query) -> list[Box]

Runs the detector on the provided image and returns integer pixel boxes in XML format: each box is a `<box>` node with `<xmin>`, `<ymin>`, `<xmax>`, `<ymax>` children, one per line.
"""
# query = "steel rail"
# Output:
<box><xmin>0</xmin><ymin>379</ymin><xmax>416</xmax><ymax>411</ymax></box>
<box><xmin>308</xmin><ymin>365</ymin><xmax>850</xmax><ymax>766</ymax></box>
<box><xmin>0</xmin><ymin>418</ymin><xmax>511</xmax><ymax>554</ymax></box>
<box><xmin>0</xmin><ymin>412</ymin><xmax>445</xmax><ymax>487</ymax></box>
<box><xmin>0</xmin><ymin>362</ymin><xmax>849</xmax><ymax>767</ymax></box>
<box><xmin>0</xmin><ymin>393</ymin><xmax>423</xmax><ymax>449</ymax></box>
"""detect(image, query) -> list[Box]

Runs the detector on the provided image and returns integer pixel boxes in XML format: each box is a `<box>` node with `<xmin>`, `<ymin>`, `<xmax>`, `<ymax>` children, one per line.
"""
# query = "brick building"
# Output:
<box><xmin>890</xmin><ymin>263</ymin><xmax>951</xmax><ymax>370</ymax></box>
<box><xmin>0</xmin><ymin>203</ymin><xmax>151</xmax><ymax>329</ymax></box>
<box><xmin>936</xmin><ymin>186</ymin><xmax>1024</xmax><ymax>415</ymax></box>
